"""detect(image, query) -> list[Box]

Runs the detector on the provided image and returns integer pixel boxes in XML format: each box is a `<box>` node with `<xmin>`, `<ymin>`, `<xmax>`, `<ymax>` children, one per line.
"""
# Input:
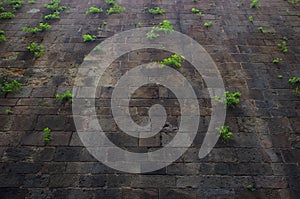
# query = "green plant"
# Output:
<box><xmin>277</xmin><ymin>41</ymin><xmax>288</xmax><ymax>53</ymax></box>
<box><xmin>277</xmin><ymin>75</ymin><xmax>283</xmax><ymax>79</ymax></box>
<box><xmin>287</xmin><ymin>0</ymin><xmax>299</xmax><ymax>6</ymax></box>
<box><xmin>250</xmin><ymin>0</ymin><xmax>260</xmax><ymax>8</ymax></box>
<box><xmin>44</xmin><ymin>0</ymin><xmax>66</xmax><ymax>11</ymax></box>
<box><xmin>106</xmin><ymin>4</ymin><xmax>126</xmax><ymax>15</ymax></box>
<box><xmin>0</xmin><ymin>79</ymin><xmax>22</xmax><ymax>95</ymax></box>
<box><xmin>154</xmin><ymin>20</ymin><xmax>174</xmax><ymax>33</ymax></box>
<box><xmin>146</xmin><ymin>32</ymin><xmax>160</xmax><ymax>39</ymax></box>
<box><xmin>44</xmin><ymin>11</ymin><xmax>60</xmax><ymax>19</ymax></box>
<box><xmin>27</xmin><ymin>42</ymin><xmax>45</xmax><ymax>58</ymax></box>
<box><xmin>105</xmin><ymin>0</ymin><xmax>116</xmax><ymax>5</ymax></box>
<box><xmin>137</xmin><ymin>22</ymin><xmax>142</xmax><ymax>28</ymax></box>
<box><xmin>272</xmin><ymin>57</ymin><xmax>282</xmax><ymax>63</ymax></box>
<box><xmin>209</xmin><ymin>3</ymin><xmax>215</xmax><ymax>7</ymax></box>
<box><xmin>248</xmin><ymin>16</ymin><xmax>253</xmax><ymax>22</ymax></box>
<box><xmin>286</xmin><ymin>8</ymin><xmax>290</xmax><ymax>13</ymax></box>
<box><xmin>246</xmin><ymin>185</ymin><xmax>255</xmax><ymax>192</ymax></box>
<box><xmin>258</xmin><ymin>26</ymin><xmax>272</xmax><ymax>33</ymax></box>
<box><xmin>43</xmin><ymin>127</ymin><xmax>52</xmax><ymax>143</ymax></box>
<box><xmin>28</xmin><ymin>0</ymin><xmax>35</xmax><ymax>4</ymax></box>
<box><xmin>192</xmin><ymin>0</ymin><xmax>198</xmax><ymax>2</ymax></box>
<box><xmin>146</xmin><ymin>20</ymin><xmax>174</xmax><ymax>39</ymax></box>
<box><xmin>147</xmin><ymin>7</ymin><xmax>165</xmax><ymax>15</ymax></box>
<box><xmin>5</xmin><ymin>108</ymin><xmax>13</xmax><ymax>114</ymax></box>
<box><xmin>160</xmin><ymin>54</ymin><xmax>185</xmax><ymax>67</ymax></box>
<box><xmin>22</xmin><ymin>22</ymin><xmax>51</xmax><ymax>33</ymax></box>
<box><xmin>217</xmin><ymin>125</ymin><xmax>233</xmax><ymax>143</ymax></box>
<box><xmin>288</xmin><ymin>77</ymin><xmax>300</xmax><ymax>95</ymax></box>
<box><xmin>283</xmin><ymin>36</ymin><xmax>288</xmax><ymax>41</ymax></box>
<box><xmin>214</xmin><ymin>91</ymin><xmax>241</xmax><ymax>108</ymax></box>
<box><xmin>44</xmin><ymin>0</ymin><xmax>67</xmax><ymax>22</ymax></box>
<box><xmin>204</xmin><ymin>21</ymin><xmax>213</xmax><ymax>27</ymax></box>
<box><xmin>56</xmin><ymin>90</ymin><xmax>73</xmax><ymax>102</ymax></box>
<box><xmin>0</xmin><ymin>2</ymin><xmax>4</xmax><ymax>11</ymax></box>
<box><xmin>0</xmin><ymin>12</ymin><xmax>15</xmax><ymax>19</ymax></box>
<box><xmin>0</xmin><ymin>30</ymin><xmax>6</xmax><ymax>42</ymax></box>
<box><xmin>191</xmin><ymin>8</ymin><xmax>204</xmax><ymax>17</ymax></box>
<box><xmin>40</xmin><ymin>22</ymin><xmax>51</xmax><ymax>29</ymax></box>
<box><xmin>86</xmin><ymin>6</ymin><xmax>103</xmax><ymax>14</ymax></box>
<box><xmin>83</xmin><ymin>34</ymin><xmax>97</xmax><ymax>42</ymax></box>
<box><xmin>4</xmin><ymin>0</ymin><xmax>24</xmax><ymax>10</ymax></box>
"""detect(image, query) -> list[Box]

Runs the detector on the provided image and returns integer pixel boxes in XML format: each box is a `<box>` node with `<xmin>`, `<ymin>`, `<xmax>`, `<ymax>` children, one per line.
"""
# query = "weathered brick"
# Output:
<box><xmin>3</xmin><ymin>147</ymin><xmax>33</xmax><ymax>161</ymax></box>
<box><xmin>159</xmin><ymin>188</ymin><xmax>196</xmax><ymax>199</ymax></box>
<box><xmin>255</xmin><ymin>176</ymin><xmax>288</xmax><ymax>189</ymax></box>
<box><xmin>79</xmin><ymin>175</ymin><xmax>106</xmax><ymax>187</ymax></box>
<box><xmin>0</xmin><ymin>115</ymin><xmax>14</xmax><ymax>131</ymax></box>
<box><xmin>0</xmin><ymin>131</ymin><xmax>23</xmax><ymax>146</ymax></box>
<box><xmin>7</xmin><ymin>162</ymin><xmax>42</xmax><ymax>174</ymax></box>
<box><xmin>24</xmin><ymin>174</ymin><xmax>49</xmax><ymax>188</ymax></box>
<box><xmin>11</xmin><ymin>115</ymin><xmax>37</xmax><ymax>131</ymax></box>
<box><xmin>54</xmin><ymin>188</ymin><xmax>94</xmax><ymax>199</ymax></box>
<box><xmin>54</xmin><ymin>147</ymin><xmax>83</xmax><ymax>162</ymax></box>
<box><xmin>26</xmin><ymin>188</ymin><xmax>53</xmax><ymax>199</ymax></box>
<box><xmin>94</xmin><ymin>188</ymin><xmax>121</xmax><ymax>198</ymax></box>
<box><xmin>0</xmin><ymin>175</ymin><xmax>24</xmax><ymax>187</ymax></box>
<box><xmin>0</xmin><ymin>188</ymin><xmax>28</xmax><ymax>199</ymax></box>
<box><xmin>35</xmin><ymin>115</ymin><xmax>66</xmax><ymax>131</ymax></box>
<box><xmin>49</xmin><ymin>174</ymin><xmax>80</xmax><ymax>188</ymax></box>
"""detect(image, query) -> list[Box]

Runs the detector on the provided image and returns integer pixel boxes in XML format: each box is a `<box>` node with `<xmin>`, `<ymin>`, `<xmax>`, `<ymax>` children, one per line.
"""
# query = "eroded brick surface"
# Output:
<box><xmin>0</xmin><ymin>0</ymin><xmax>300</xmax><ymax>198</ymax></box>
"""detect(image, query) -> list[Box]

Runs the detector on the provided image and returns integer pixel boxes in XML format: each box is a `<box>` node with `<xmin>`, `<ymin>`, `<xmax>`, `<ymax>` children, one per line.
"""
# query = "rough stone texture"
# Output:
<box><xmin>0</xmin><ymin>0</ymin><xmax>300</xmax><ymax>198</ymax></box>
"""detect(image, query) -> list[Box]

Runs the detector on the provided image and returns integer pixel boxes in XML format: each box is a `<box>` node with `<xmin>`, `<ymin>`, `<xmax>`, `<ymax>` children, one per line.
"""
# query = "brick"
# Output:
<box><xmin>282</xmin><ymin>149</ymin><xmax>300</xmax><ymax>163</ymax></box>
<box><xmin>54</xmin><ymin>189</ymin><xmax>94</xmax><ymax>199</ymax></box>
<box><xmin>122</xmin><ymin>188</ymin><xmax>158</xmax><ymax>199</ymax></box>
<box><xmin>131</xmin><ymin>175</ymin><xmax>176</xmax><ymax>188</ymax></box>
<box><xmin>0</xmin><ymin>188</ymin><xmax>28</xmax><ymax>199</ymax></box>
<box><xmin>7</xmin><ymin>162</ymin><xmax>42</xmax><ymax>174</ymax></box>
<box><xmin>21</xmin><ymin>131</ymin><xmax>44</xmax><ymax>146</ymax></box>
<box><xmin>215</xmin><ymin>163</ymin><xmax>272</xmax><ymax>175</ymax></box>
<box><xmin>236</xmin><ymin>148</ymin><xmax>265</xmax><ymax>163</ymax></box>
<box><xmin>35</xmin><ymin>115</ymin><xmax>67</xmax><ymax>131</ymax></box>
<box><xmin>203</xmin><ymin>189</ymin><xmax>235</xmax><ymax>198</ymax></box>
<box><xmin>255</xmin><ymin>176</ymin><xmax>288</xmax><ymax>189</ymax></box>
<box><xmin>94</xmin><ymin>188</ymin><xmax>121</xmax><ymax>198</ymax></box>
<box><xmin>47</xmin><ymin>132</ymin><xmax>72</xmax><ymax>146</ymax></box>
<box><xmin>54</xmin><ymin>147</ymin><xmax>83</xmax><ymax>162</ymax></box>
<box><xmin>49</xmin><ymin>174</ymin><xmax>80</xmax><ymax>188</ymax></box>
<box><xmin>159</xmin><ymin>188</ymin><xmax>196</xmax><ymax>199</ymax></box>
<box><xmin>79</xmin><ymin>175</ymin><xmax>105</xmax><ymax>187</ymax></box>
<box><xmin>11</xmin><ymin>115</ymin><xmax>37</xmax><ymax>131</ymax></box>
<box><xmin>26</xmin><ymin>189</ymin><xmax>53</xmax><ymax>199</ymax></box>
<box><xmin>0</xmin><ymin>175</ymin><xmax>24</xmax><ymax>187</ymax></box>
<box><xmin>0</xmin><ymin>115</ymin><xmax>14</xmax><ymax>131</ymax></box>
<box><xmin>166</xmin><ymin>163</ymin><xmax>200</xmax><ymax>175</ymax></box>
<box><xmin>201</xmin><ymin>148</ymin><xmax>238</xmax><ymax>163</ymax></box>
<box><xmin>65</xmin><ymin>162</ymin><xmax>105</xmax><ymax>174</ymax></box>
<box><xmin>24</xmin><ymin>174</ymin><xmax>49</xmax><ymax>188</ymax></box>
<box><xmin>6</xmin><ymin>87</ymin><xmax>32</xmax><ymax>98</ymax></box>
<box><xmin>32</xmin><ymin>147</ymin><xmax>55</xmax><ymax>162</ymax></box>
<box><xmin>3</xmin><ymin>147</ymin><xmax>33</xmax><ymax>161</ymax></box>
<box><xmin>41</xmin><ymin>162</ymin><xmax>66</xmax><ymax>174</ymax></box>
<box><xmin>237</xmin><ymin>117</ymin><xmax>268</xmax><ymax>133</ymax></box>
<box><xmin>0</xmin><ymin>131</ymin><xmax>23</xmax><ymax>146</ymax></box>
